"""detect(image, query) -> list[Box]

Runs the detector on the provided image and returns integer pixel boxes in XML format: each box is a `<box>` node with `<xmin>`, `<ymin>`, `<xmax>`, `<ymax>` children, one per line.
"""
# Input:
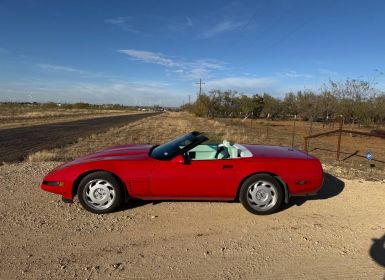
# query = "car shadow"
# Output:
<box><xmin>118</xmin><ymin>172</ymin><xmax>344</xmax><ymax>213</ymax></box>
<box><xmin>119</xmin><ymin>199</ymin><xmax>154</xmax><ymax>211</ymax></box>
<box><xmin>369</xmin><ymin>234</ymin><xmax>385</xmax><ymax>268</ymax></box>
<box><xmin>282</xmin><ymin>172</ymin><xmax>345</xmax><ymax>210</ymax></box>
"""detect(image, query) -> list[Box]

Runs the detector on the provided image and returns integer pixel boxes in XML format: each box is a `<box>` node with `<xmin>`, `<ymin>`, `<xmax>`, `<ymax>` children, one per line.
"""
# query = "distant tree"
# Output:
<box><xmin>328</xmin><ymin>79</ymin><xmax>374</xmax><ymax>123</ymax></box>
<box><xmin>296</xmin><ymin>90</ymin><xmax>321</xmax><ymax>121</ymax></box>
<box><xmin>184</xmin><ymin>78</ymin><xmax>385</xmax><ymax>126</ymax></box>
<box><xmin>282</xmin><ymin>92</ymin><xmax>298</xmax><ymax>117</ymax></box>
<box><xmin>261</xmin><ymin>93</ymin><xmax>282</xmax><ymax>119</ymax></box>
<box><xmin>192</xmin><ymin>93</ymin><xmax>211</xmax><ymax>117</ymax></box>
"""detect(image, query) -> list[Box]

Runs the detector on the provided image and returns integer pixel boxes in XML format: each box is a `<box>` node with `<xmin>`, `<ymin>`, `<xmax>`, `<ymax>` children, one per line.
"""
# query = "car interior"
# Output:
<box><xmin>187</xmin><ymin>140</ymin><xmax>253</xmax><ymax>160</ymax></box>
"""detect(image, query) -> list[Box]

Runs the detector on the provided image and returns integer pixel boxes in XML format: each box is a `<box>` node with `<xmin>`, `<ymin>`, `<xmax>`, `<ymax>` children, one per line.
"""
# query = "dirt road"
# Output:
<box><xmin>0</xmin><ymin>162</ymin><xmax>384</xmax><ymax>279</ymax></box>
<box><xmin>0</xmin><ymin>112</ymin><xmax>161</xmax><ymax>162</ymax></box>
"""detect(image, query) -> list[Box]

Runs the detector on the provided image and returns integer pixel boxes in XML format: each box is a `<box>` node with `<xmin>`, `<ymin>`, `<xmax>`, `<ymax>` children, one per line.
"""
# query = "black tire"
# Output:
<box><xmin>239</xmin><ymin>174</ymin><xmax>283</xmax><ymax>215</ymax></box>
<box><xmin>77</xmin><ymin>171</ymin><xmax>124</xmax><ymax>214</ymax></box>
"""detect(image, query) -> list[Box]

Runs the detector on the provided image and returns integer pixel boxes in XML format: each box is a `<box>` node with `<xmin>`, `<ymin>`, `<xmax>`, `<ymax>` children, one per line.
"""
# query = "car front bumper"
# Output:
<box><xmin>41</xmin><ymin>180</ymin><xmax>73</xmax><ymax>200</ymax></box>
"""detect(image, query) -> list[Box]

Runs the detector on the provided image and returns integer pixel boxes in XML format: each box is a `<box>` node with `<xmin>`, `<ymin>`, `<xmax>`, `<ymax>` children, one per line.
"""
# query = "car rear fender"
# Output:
<box><xmin>236</xmin><ymin>172</ymin><xmax>290</xmax><ymax>204</ymax></box>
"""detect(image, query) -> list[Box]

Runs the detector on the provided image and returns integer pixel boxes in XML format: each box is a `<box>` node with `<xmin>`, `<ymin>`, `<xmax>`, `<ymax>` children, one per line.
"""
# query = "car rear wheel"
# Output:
<box><xmin>239</xmin><ymin>174</ymin><xmax>283</xmax><ymax>215</ymax></box>
<box><xmin>77</xmin><ymin>171</ymin><xmax>124</xmax><ymax>214</ymax></box>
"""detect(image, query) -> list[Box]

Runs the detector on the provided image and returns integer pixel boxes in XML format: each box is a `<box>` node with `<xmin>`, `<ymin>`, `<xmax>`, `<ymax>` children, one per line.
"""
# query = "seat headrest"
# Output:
<box><xmin>222</xmin><ymin>140</ymin><xmax>231</xmax><ymax>147</ymax></box>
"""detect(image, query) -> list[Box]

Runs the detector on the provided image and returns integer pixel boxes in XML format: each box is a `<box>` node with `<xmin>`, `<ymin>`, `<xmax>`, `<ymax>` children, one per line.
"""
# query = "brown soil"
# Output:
<box><xmin>0</xmin><ymin>162</ymin><xmax>384</xmax><ymax>279</ymax></box>
<box><xmin>0</xmin><ymin>112</ymin><xmax>160</xmax><ymax>162</ymax></box>
<box><xmin>0</xmin><ymin>109</ymin><xmax>137</xmax><ymax>130</ymax></box>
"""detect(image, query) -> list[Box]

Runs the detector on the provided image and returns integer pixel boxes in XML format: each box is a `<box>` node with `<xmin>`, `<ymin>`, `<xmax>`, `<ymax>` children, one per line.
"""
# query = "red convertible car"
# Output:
<box><xmin>41</xmin><ymin>131</ymin><xmax>323</xmax><ymax>215</ymax></box>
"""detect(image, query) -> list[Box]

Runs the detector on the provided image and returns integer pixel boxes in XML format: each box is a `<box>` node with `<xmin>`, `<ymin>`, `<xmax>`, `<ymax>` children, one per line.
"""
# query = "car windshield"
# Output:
<box><xmin>150</xmin><ymin>131</ymin><xmax>207</xmax><ymax>160</ymax></box>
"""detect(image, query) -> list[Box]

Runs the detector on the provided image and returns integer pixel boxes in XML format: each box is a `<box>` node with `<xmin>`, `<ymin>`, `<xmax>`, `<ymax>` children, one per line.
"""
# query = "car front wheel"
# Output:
<box><xmin>239</xmin><ymin>174</ymin><xmax>283</xmax><ymax>215</ymax></box>
<box><xmin>77</xmin><ymin>171</ymin><xmax>124</xmax><ymax>214</ymax></box>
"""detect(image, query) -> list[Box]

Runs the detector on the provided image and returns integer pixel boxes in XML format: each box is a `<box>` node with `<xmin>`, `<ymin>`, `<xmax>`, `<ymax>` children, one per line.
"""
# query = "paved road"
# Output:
<box><xmin>0</xmin><ymin>112</ymin><xmax>161</xmax><ymax>162</ymax></box>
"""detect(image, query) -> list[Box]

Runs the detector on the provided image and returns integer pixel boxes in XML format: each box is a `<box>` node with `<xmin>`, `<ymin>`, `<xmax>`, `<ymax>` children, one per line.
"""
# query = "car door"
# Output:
<box><xmin>150</xmin><ymin>158</ymin><xmax>238</xmax><ymax>199</ymax></box>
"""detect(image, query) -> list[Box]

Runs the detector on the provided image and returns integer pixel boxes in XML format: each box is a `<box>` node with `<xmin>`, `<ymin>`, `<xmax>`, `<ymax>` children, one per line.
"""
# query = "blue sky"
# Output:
<box><xmin>1</xmin><ymin>0</ymin><xmax>385</xmax><ymax>106</ymax></box>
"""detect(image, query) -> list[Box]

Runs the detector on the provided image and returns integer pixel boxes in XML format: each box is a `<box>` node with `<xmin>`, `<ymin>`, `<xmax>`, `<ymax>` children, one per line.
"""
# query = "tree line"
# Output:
<box><xmin>183</xmin><ymin>79</ymin><xmax>385</xmax><ymax>126</ymax></box>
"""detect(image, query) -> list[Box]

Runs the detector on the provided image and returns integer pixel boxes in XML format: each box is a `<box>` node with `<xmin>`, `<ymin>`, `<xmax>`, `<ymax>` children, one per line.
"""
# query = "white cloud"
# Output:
<box><xmin>276</xmin><ymin>71</ymin><xmax>312</xmax><ymax>79</ymax></box>
<box><xmin>104</xmin><ymin>16</ymin><xmax>139</xmax><ymax>33</ymax></box>
<box><xmin>186</xmin><ymin>17</ymin><xmax>193</xmax><ymax>27</ymax></box>
<box><xmin>317</xmin><ymin>68</ymin><xmax>338</xmax><ymax>77</ymax></box>
<box><xmin>200</xmin><ymin>20</ymin><xmax>247</xmax><ymax>38</ymax></box>
<box><xmin>118</xmin><ymin>49</ymin><xmax>177</xmax><ymax>67</ymax></box>
<box><xmin>36</xmin><ymin>63</ymin><xmax>110</xmax><ymax>78</ymax></box>
<box><xmin>205</xmin><ymin>76</ymin><xmax>277</xmax><ymax>92</ymax></box>
<box><xmin>105</xmin><ymin>17</ymin><xmax>128</xmax><ymax>25</ymax></box>
<box><xmin>37</xmin><ymin>63</ymin><xmax>87</xmax><ymax>74</ymax></box>
<box><xmin>204</xmin><ymin>75</ymin><xmax>317</xmax><ymax>97</ymax></box>
<box><xmin>206</xmin><ymin>76</ymin><xmax>276</xmax><ymax>88</ymax></box>
<box><xmin>118</xmin><ymin>49</ymin><xmax>225</xmax><ymax>80</ymax></box>
<box><xmin>0</xmin><ymin>80</ymin><xmax>187</xmax><ymax>106</ymax></box>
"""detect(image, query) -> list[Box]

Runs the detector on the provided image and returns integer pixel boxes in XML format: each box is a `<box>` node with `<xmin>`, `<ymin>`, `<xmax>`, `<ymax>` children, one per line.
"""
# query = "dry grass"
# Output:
<box><xmin>26</xmin><ymin>112</ymin><xmax>385</xmax><ymax>180</ymax></box>
<box><xmin>27</xmin><ymin>112</ymin><xmax>229</xmax><ymax>162</ymax></box>
<box><xmin>26</xmin><ymin>150</ymin><xmax>62</xmax><ymax>162</ymax></box>
<box><xmin>0</xmin><ymin>108</ymin><xmax>136</xmax><ymax>130</ymax></box>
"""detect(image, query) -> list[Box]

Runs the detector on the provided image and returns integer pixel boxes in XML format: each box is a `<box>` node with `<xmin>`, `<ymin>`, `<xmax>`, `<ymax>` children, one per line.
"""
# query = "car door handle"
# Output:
<box><xmin>222</xmin><ymin>165</ymin><xmax>233</xmax><ymax>169</ymax></box>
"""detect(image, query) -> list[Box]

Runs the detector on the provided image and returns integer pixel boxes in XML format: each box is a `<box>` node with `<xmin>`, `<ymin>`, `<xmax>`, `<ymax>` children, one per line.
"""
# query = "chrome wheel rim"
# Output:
<box><xmin>83</xmin><ymin>179</ymin><xmax>116</xmax><ymax>210</ymax></box>
<box><xmin>247</xmin><ymin>180</ymin><xmax>277</xmax><ymax>211</ymax></box>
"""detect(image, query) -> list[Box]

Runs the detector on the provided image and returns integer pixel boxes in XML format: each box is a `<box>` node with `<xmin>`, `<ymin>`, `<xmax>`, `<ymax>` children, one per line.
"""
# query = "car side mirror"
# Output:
<box><xmin>171</xmin><ymin>154</ymin><xmax>185</xmax><ymax>164</ymax></box>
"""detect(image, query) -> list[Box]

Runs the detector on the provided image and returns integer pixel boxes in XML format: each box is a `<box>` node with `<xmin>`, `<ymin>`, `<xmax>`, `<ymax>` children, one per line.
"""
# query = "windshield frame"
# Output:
<box><xmin>150</xmin><ymin>131</ymin><xmax>208</xmax><ymax>160</ymax></box>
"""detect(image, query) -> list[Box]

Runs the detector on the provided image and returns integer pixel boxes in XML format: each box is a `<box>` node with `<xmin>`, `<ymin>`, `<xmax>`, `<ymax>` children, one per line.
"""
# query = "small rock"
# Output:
<box><xmin>151</xmin><ymin>215</ymin><xmax>158</xmax><ymax>219</ymax></box>
<box><xmin>111</xmin><ymin>263</ymin><xmax>123</xmax><ymax>270</ymax></box>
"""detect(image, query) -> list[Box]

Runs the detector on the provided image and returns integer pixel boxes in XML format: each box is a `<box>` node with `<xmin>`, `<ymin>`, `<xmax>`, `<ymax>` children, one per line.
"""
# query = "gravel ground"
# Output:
<box><xmin>0</xmin><ymin>162</ymin><xmax>385</xmax><ymax>279</ymax></box>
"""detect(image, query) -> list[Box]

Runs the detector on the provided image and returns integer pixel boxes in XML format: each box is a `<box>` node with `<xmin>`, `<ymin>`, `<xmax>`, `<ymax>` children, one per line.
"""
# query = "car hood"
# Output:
<box><xmin>242</xmin><ymin>144</ymin><xmax>311</xmax><ymax>160</ymax></box>
<box><xmin>54</xmin><ymin>144</ymin><xmax>153</xmax><ymax>170</ymax></box>
<box><xmin>80</xmin><ymin>144</ymin><xmax>153</xmax><ymax>161</ymax></box>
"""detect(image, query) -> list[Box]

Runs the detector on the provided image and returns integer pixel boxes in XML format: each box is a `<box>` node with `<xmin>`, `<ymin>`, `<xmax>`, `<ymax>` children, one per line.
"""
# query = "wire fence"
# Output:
<box><xmin>213</xmin><ymin>115</ymin><xmax>385</xmax><ymax>179</ymax></box>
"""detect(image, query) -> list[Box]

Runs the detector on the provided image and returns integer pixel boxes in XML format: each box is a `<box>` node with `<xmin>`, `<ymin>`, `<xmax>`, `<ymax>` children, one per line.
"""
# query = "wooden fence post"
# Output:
<box><xmin>304</xmin><ymin>137</ymin><xmax>308</xmax><ymax>152</ymax></box>
<box><xmin>336</xmin><ymin>116</ymin><xmax>343</xmax><ymax>160</ymax></box>
<box><xmin>291</xmin><ymin>115</ymin><xmax>297</xmax><ymax>148</ymax></box>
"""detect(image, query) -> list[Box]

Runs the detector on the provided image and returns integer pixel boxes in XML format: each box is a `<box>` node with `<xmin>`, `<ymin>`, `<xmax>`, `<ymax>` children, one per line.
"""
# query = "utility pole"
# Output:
<box><xmin>188</xmin><ymin>95</ymin><xmax>191</xmax><ymax>105</ymax></box>
<box><xmin>196</xmin><ymin>79</ymin><xmax>205</xmax><ymax>96</ymax></box>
